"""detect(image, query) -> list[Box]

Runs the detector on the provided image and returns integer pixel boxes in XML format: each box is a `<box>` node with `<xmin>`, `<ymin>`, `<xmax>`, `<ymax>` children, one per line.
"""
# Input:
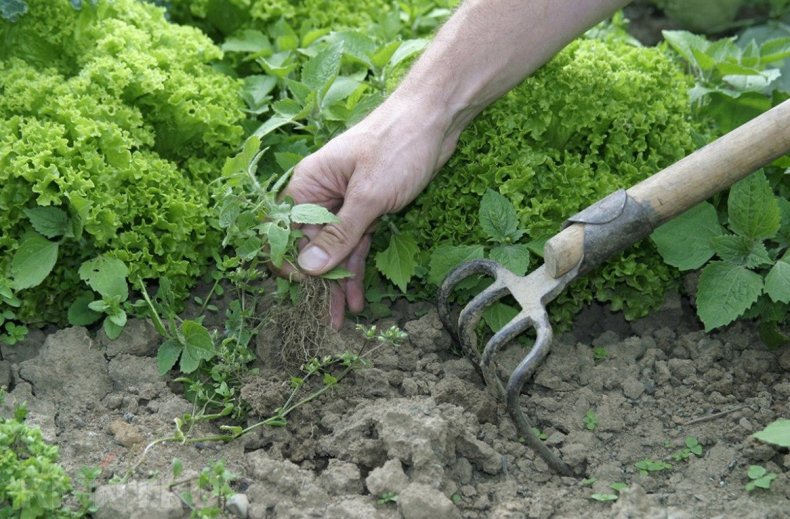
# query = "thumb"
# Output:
<box><xmin>297</xmin><ymin>194</ymin><xmax>379</xmax><ymax>275</ymax></box>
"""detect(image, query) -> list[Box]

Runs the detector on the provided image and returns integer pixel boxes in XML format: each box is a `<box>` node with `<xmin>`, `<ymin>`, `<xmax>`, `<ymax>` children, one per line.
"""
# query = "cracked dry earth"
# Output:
<box><xmin>0</xmin><ymin>295</ymin><xmax>788</xmax><ymax>519</ymax></box>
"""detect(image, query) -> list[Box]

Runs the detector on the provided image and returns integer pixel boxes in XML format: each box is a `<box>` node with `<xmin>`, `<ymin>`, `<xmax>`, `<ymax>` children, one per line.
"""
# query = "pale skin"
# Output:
<box><xmin>283</xmin><ymin>0</ymin><xmax>631</xmax><ymax>329</ymax></box>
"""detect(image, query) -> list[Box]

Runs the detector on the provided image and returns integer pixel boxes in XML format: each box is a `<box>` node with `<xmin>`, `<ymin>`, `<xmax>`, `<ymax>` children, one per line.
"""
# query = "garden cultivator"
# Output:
<box><xmin>438</xmin><ymin>99</ymin><xmax>790</xmax><ymax>476</ymax></box>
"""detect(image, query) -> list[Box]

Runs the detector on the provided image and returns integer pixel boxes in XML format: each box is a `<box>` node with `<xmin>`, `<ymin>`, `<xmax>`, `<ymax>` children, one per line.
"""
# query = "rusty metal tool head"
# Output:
<box><xmin>437</xmin><ymin>99</ymin><xmax>790</xmax><ymax>477</ymax></box>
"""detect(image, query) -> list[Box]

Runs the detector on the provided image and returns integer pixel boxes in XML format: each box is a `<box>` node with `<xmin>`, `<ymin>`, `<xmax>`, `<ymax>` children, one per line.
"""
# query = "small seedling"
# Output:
<box><xmin>530</xmin><ymin>427</ymin><xmax>548</xmax><ymax>441</ymax></box>
<box><xmin>672</xmin><ymin>436</ymin><xmax>703</xmax><ymax>462</ymax></box>
<box><xmin>590</xmin><ymin>482</ymin><xmax>628</xmax><ymax>502</ymax></box>
<box><xmin>355</xmin><ymin>324</ymin><xmax>408</xmax><ymax>345</ymax></box>
<box><xmin>584</xmin><ymin>409</ymin><xmax>599</xmax><ymax>431</ymax></box>
<box><xmin>745</xmin><ymin>465</ymin><xmax>776</xmax><ymax>492</ymax></box>
<box><xmin>635</xmin><ymin>459</ymin><xmax>672</xmax><ymax>476</ymax></box>
<box><xmin>378</xmin><ymin>491</ymin><xmax>398</xmax><ymax>505</ymax></box>
<box><xmin>581</xmin><ymin>477</ymin><xmax>597</xmax><ymax>487</ymax></box>
<box><xmin>593</xmin><ymin>346</ymin><xmax>609</xmax><ymax>361</ymax></box>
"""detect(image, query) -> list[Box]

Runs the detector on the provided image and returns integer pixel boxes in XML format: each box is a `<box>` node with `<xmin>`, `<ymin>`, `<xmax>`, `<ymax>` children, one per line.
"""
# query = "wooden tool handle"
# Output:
<box><xmin>545</xmin><ymin>98</ymin><xmax>790</xmax><ymax>278</ymax></box>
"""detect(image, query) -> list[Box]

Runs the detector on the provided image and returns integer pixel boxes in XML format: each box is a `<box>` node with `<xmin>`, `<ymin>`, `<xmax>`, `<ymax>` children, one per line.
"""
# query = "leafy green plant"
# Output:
<box><xmin>593</xmin><ymin>346</ymin><xmax>609</xmax><ymax>361</ymax></box>
<box><xmin>752</xmin><ymin>418</ymin><xmax>790</xmax><ymax>447</ymax></box>
<box><xmin>377</xmin><ymin>491</ymin><xmax>399</xmax><ymax>505</ymax></box>
<box><xmin>635</xmin><ymin>459</ymin><xmax>673</xmax><ymax>476</ymax></box>
<box><xmin>0</xmin><ymin>0</ymin><xmax>245</xmax><ymax>324</ymax></box>
<box><xmin>170</xmin><ymin>459</ymin><xmax>236</xmax><ymax>518</ymax></box>
<box><xmin>745</xmin><ymin>464</ymin><xmax>777</xmax><ymax>491</ymax></box>
<box><xmin>672</xmin><ymin>436</ymin><xmax>704</xmax><ymax>462</ymax></box>
<box><xmin>590</xmin><ymin>482</ymin><xmax>628</xmax><ymax>502</ymax></box>
<box><xmin>0</xmin><ymin>390</ymin><xmax>97</xmax><ymax>518</ymax></box>
<box><xmin>652</xmin><ymin>171</ymin><xmax>789</xmax><ymax>339</ymax></box>
<box><xmin>385</xmin><ymin>35</ymin><xmax>697</xmax><ymax>326</ymax></box>
<box><xmin>584</xmin><ymin>409</ymin><xmax>599</xmax><ymax>431</ymax></box>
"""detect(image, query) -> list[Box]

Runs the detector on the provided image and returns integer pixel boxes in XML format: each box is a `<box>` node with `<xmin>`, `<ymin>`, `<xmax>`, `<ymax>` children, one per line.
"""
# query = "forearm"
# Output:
<box><xmin>393</xmin><ymin>0</ymin><xmax>630</xmax><ymax>138</ymax></box>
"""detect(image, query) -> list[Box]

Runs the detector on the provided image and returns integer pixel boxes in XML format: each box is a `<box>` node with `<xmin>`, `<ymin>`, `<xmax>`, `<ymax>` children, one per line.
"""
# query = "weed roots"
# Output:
<box><xmin>267</xmin><ymin>276</ymin><xmax>332</xmax><ymax>369</ymax></box>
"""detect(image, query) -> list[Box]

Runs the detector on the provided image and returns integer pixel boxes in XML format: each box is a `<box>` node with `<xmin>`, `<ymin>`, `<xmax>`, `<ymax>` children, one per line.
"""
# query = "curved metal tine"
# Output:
<box><xmin>438</xmin><ymin>259</ymin><xmax>506</xmax><ymax>346</ymax></box>
<box><xmin>477</xmin><ymin>312</ymin><xmax>533</xmax><ymax>400</ymax></box>
<box><xmin>505</xmin><ymin>313</ymin><xmax>574</xmax><ymax>476</ymax></box>
<box><xmin>457</xmin><ymin>278</ymin><xmax>509</xmax><ymax>365</ymax></box>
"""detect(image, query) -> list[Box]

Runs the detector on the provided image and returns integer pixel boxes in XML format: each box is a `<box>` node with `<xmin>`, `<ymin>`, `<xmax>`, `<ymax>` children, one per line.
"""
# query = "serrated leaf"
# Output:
<box><xmin>322</xmin><ymin>267</ymin><xmax>353</xmax><ymax>280</ymax></box>
<box><xmin>765</xmin><ymin>256</ymin><xmax>790</xmax><ymax>303</ymax></box>
<box><xmin>221</xmin><ymin>29</ymin><xmax>271</xmax><ymax>54</ymax></box>
<box><xmin>235</xmin><ymin>236</ymin><xmax>262</xmax><ymax>262</ymax></box>
<box><xmin>489</xmin><ymin>244</ymin><xmax>530</xmax><ymax>276</ymax></box>
<box><xmin>179</xmin><ymin>320</ymin><xmax>215</xmax><ymax>373</ymax></box>
<box><xmin>375</xmin><ymin>234</ymin><xmax>419</xmax><ymax>292</ymax></box>
<box><xmin>651</xmin><ymin>202</ymin><xmax>723</xmax><ymax>270</ymax></box>
<box><xmin>696</xmin><ymin>262</ymin><xmax>763</xmax><ymax>331</ymax></box>
<box><xmin>157</xmin><ymin>338</ymin><xmax>182</xmax><ymax>375</ymax></box>
<box><xmin>482</xmin><ymin>302</ymin><xmax>519</xmax><ymax>332</ymax></box>
<box><xmin>67</xmin><ymin>294</ymin><xmax>101</xmax><ymax>326</ymax></box>
<box><xmin>78</xmin><ymin>255</ymin><xmax>128</xmax><ymax>300</ymax></box>
<box><xmin>728</xmin><ymin>171</ymin><xmax>781</xmax><ymax>240</ymax></box>
<box><xmin>265</xmin><ymin>224</ymin><xmax>290</xmax><ymax>268</ymax></box>
<box><xmin>710</xmin><ymin>234</ymin><xmax>772</xmax><ymax>268</ymax></box>
<box><xmin>302</xmin><ymin>42</ymin><xmax>343</xmax><ymax>91</ymax></box>
<box><xmin>219</xmin><ymin>197</ymin><xmax>241</xmax><ymax>229</ymax></box>
<box><xmin>752</xmin><ymin>419</ymin><xmax>790</xmax><ymax>447</ymax></box>
<box><xmin>428</xmin><ymin>245</ymin><xmax>485</xmax><ymax>286</ymax></box>
<box><xmin>10</xmin><ymin>232</ymin><xmax>59</xmax><ymax>290</ymax></box>
<box><xmin>290</xmin><ymin>204</ymin><xmax>339</xmax><ymax>225</ymax></box>
<box><xmin>479</xmin><ymin>189</ymin><xmax>522</xmax><ymax>242</ymax></box>
<box><xmin>24</xmin><ymin>206</ymin><xmax>70</xmax><ymax>238</ymax></box>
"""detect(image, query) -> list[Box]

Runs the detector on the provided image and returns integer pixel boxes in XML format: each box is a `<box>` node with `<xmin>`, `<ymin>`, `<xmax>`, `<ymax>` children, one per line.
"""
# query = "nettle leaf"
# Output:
<box><xmin>375</xmin><ymin>233</ymin><xmax>419</xmax><ymax>292</ymax></box>
<box><xmin>290</xmin><ymin>204</ymin><xmax>339</xmax><ymax>225</ymax></box>
<box><xmin>157</xmin><ymin>338</ymin><xmax>182</xmax><ymax>375</ymax></box>
<box><xmin>302</xmin><ymin>42</ymin><xmax>343</xmax><ymax>91</ymax></box>
<box><xmin>67</xmin><ymin>294</ymin><xmax>101</xmax><ymax>326</ymax></box>
<box><xmin>10</xmin><ymin>232</ymin><xmax>59</xmax><ymax>290</ymax></box>
<box><xmin>752</xmin><ymin>419</ymin><xmax>790</xmax><ymax>448</ymax></box>
<box><xmin>765</xmin><ymin>257</ymin><xmax>790</xmax><ymax>304</ymax></box>
<box><xmin>696</xmin><ymin>261</ymin><xmax>763</xmax><ymax>331</ymax></box>
<box><xmin>24</xmin><ymin>206</ymin><xmax>70</xmax><ymax>239</ymax></box>
<box><xmin>710</xmin><ymin>234</ymin><xmax>772</xmax><ymax>268</ymax></box>
<box><xmin>489</xmin><ymin>244</ymin><xmax>530</xmax><ymax>276</ymax></box>
<box><xmin>728</xmin><ymin>171</ymin><xmax>781</xmax><ymax>240</ymax></box>
<box><xmin>428</xmin><ymin>244</ymin><xmax>485</xmax><ymax>286</ymax></box>
<box><xmin>179</xmin><ymin>320</ymin><xmax>215</xmax><ymax>374</ymax></box>
<box><xmin>651</xmin><ymin>202</ymin><xmax>723</xmax><ymax>270</ymax></box>
<box><xmin>483</xmin><ymin>302</ymin><xmax>519</xmax><ymax>332</ymax></box>
<box><xmin>221</xmin><ymin>30</ymin><xmax>271</xmax><ymax>54</ymax></box>
<box><xmin>479</xmin><ymin>189</ymin><xmax>522</xmax><ymax>243</ymax></box>
<box><xmin>265</xmin><ymin>224</ymin><xmax>290</xmax><ymax>268</ymax></box>
<box><xmin>78</xmin><ymin>255</ymin><xmax>129</xmax><ymax>300</ymax></box>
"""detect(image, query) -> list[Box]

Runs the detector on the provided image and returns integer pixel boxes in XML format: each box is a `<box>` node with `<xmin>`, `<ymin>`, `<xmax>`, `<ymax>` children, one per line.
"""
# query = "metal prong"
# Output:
<box><xmin>478</xmin><ymin>312</ymin><xmax>532</xmax><ymax>400</ymax></box>
<box><xmin>438</xmin><ymin>259</ymin><xmax>504</xmax><ymax>344</ymax></box>
<box><xmin>457</xmin><ymin>277</ymin><xmax>508</xmax><ymax>365</ymax></box>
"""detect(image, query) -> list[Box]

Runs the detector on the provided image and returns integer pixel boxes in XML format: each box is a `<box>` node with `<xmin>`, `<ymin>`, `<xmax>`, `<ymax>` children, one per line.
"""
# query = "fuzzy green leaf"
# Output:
<box><xmin>24</xmin><ymin>206</ymin><xmax>70</xmax><ymax>239</ymax></box>
<box><xmin>78</xmin><ymin>256</ymin><xmax>129</xmax><ymax>300</ymax></box>
<box><xmin>67</xmin><ymin>294</ymin><xmax>102</xmax><ymax>326</ymax></box>
<box><xmin>179</xmin><ymin>320</ymin><xmax>215</xmax><ymax>374</ymax></box>
<box><xmin>10</xmin><ymin>233</ymin><xmax>59</xmax><ymax>291</ymax></box>
<box><xmin>696</xmin><ymin>262</ymin><xmax>763</xmax><ymax>331</ymax></box>
<box><xmin>765</xmin><ymin>258</ymin><xmax>790</xmax><ymax>304</ymax></box>
<box><xmin>747</xmin><ymin>465</ymin><xmax>767</xmax><ymax>479</ymax></box>
<box><xmin>265</xmin><ymin>225</ymin><xmax>290</xmax><ymax>268</ymax></box>
<box><xmin>479</xmin><ymin>189</ymin><xmax>522</xmax><ymax>243</ymax></box>
<box><xmin>710</xmin><ymin>234</ymin><xmax>772</xmax><ymax>268</ymax></box>
<box><xmin>290</xmin><ymin>204</ymin><xmax>339</xmax><ymax>225</ymax></box>
<box><xmin>728</xmin><ymin>171</ymin><xmax>781</xmax><ymax>240</ymax></box>
<box><xmin>157</xmin><ymin>338</ymin><xmax>182</xmax><ymax>375</ymax></box>
<box><xmin>752</xmin><ymin>419</ymin><xmax>790</xmax><ymax>448</ymax></box>
<box><xmin>375</xmin><ymin>234</ymin><xmax>419</xmax><ymax>292</ymax></box>
<box><xmin>651</xmin><ymin>202</ymin><xmax>722</xmax><ymax>270</ymax></box>
<box><xmin>428</xmin><ymin>245</ymin><xmax>485</xmax><ymax>286</ymax></box>
<box><xmin>222</xmin><ymin>137</ymin><xmax>262</xmax><ymax>178</ymax></box>
<box><xmin>489</xmin><ymin>244</ymin><xmax>530</xmax><ymax>276</ymax></box>
<box><xmin>103</xmin><ymin>317</ymin><xmax>124</xmax><ymax>340</ymax></box>
<box><xmin>302</xmin><ymin>42</ymin><xmax>343</xmax><ymax>91</ymax></box>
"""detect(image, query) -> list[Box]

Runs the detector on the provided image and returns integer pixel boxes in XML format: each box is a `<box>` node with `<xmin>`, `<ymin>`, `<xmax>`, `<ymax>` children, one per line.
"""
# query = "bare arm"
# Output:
<box><xmin>285</xmin><ymin>0</ymin><xmax>630</xmax><ymax>328</ymax></box>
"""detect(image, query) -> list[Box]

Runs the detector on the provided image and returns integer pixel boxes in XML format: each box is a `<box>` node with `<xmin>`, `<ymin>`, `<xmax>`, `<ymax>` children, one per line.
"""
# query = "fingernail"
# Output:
<box><xmin>298</xmin><ymin>246</ymin><xmax>330</xmax><ymax>272</ymax></box>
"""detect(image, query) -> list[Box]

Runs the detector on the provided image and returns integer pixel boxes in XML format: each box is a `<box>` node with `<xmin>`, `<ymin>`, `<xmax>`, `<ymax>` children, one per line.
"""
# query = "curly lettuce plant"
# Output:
<box><xmin>0</xmin><ymin>0</ymin><xmax>245</xmax><ymax>324</ymax></box>
<box><xmin>377</xmin><ymin>37</ymin><xmax>697</xmax><ymax>324</ymax></box>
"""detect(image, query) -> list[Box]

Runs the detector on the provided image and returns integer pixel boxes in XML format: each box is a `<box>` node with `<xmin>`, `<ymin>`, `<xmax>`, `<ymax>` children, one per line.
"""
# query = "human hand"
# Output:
<box><xmin>281</xmin><ymin>93</ymin><xmax>461</xmax><ymax>329</ymax></box>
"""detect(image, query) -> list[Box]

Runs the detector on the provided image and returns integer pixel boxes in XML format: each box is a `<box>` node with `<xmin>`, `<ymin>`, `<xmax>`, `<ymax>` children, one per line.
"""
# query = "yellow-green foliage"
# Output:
<box><xmin>393</xmin><ymin>38</ymin><xmax>697</xmax><ymax>321</ymax></box>
<box><xmin>0</xmin><ymin>0</ymin><xmax>245</xmax><ymax>323</ymax></box>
